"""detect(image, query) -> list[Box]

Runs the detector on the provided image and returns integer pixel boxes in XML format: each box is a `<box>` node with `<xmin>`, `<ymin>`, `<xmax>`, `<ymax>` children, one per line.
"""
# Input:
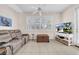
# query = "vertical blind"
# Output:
<box><xmin>75</xmin><ymin>8</ymin><xmax>79</xmax><ymax>45</ymax></box>
<box><xmin>27</xmin><ymin>16</ymin><xmax>53</xmax><ymax>30</ymax></box>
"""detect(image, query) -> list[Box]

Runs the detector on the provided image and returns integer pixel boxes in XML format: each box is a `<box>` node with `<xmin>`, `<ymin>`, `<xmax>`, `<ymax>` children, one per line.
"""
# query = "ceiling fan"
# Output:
<box><xmin>32</xmin><ymin>7</ymin><xmax>42</xmax><ymax>16</ymax></box>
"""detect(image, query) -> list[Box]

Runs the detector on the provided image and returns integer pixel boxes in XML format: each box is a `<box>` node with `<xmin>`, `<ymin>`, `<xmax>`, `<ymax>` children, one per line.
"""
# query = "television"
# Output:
<box><xmin>56</xmin><ymin>22</ymin><xmax>72</xmax><ymax>34</ymax></box>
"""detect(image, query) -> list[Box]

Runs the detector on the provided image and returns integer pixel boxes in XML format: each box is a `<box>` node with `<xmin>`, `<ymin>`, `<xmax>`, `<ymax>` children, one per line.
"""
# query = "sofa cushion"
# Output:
<box><xmin>16</xmin><ymin>33</ymin><xmax>22</xmax><ymax>39</ymax></box>
<box><xmin>5</xmin><ymin>39</ymin><xmax>23</xmax><ymax>53</ymax></box>
<box><xmin>8</xmin><ymin>30</ymin><xmax>17</xmax><ymax>39</ymax></box>
<box><xmin>0</xmin><ymin>34</ymin><xmax>12</xmax><ymax>42</ymax></box>
<box><xmin>15</xmin><ymin>30</ymin><xmax>22</xmax><ymax>39</ymax></box>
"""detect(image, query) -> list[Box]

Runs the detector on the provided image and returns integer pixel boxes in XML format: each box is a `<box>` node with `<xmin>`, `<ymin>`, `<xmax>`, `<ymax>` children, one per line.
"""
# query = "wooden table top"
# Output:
<box><xmin>22</xmin><ymin>34</ymin><xmax>29</xmax><ymax>36</ymax></box>
<box><xmin>37</xmin><ymin>34</ymin><xmax>49</xmax><ymax>36</ymax></box>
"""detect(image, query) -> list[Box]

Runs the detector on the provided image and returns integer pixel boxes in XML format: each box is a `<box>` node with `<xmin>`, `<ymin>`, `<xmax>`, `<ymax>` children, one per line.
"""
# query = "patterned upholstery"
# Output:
<box><xmin>0</xmin><ymin>30</ymin><xmax>28</xmax><ymax>55</ymax></box>
<box><xmin>0</xmin><ymin>30</ymin><xmax>11</xmax><ymax>42</ymax></box>
<box><xmin>8</xmin><ymin>30</ymin><xmax>16</xmax><ymax>39</ymax></box>
<box><xmin>14</xmin><ymin>30</ymin><xmax>22</xmax><ymax>39</ymax></box>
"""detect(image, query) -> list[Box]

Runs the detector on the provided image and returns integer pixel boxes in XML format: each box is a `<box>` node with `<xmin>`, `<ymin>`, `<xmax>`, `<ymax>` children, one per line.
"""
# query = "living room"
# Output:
<box><xmin>0</xmin><ymin>4</ymin><xmax>79</xmax><ymax>55</ymax></box>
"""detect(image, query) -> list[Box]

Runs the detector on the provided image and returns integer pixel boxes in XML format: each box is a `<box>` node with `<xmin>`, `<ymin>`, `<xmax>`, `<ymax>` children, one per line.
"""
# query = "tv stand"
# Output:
<box><xmin>55</xmin><ymin>33</ymin><xmax>73</xmax><ymax>46</ymax></box>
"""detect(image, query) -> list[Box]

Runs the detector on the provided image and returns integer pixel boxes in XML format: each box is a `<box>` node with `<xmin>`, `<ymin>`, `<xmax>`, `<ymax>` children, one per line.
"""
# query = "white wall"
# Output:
<box><xmin>17</xmin><ymin>13</ymin><xmax>26</xmax><ymax>33</ymax></box>
<box><xmin>0</xmin><ymin>4</ymin><xmax>27</xmax><ymax>34</ymax></box>
<box><xmin>61</xmin><ymin>5</ymin><xmax>75</xmax><ymax>23</ymax></box>
<box><xmin>0</xmin><ymin>5</ymin><xmax>19</xmax><ymax>30</ymax></box>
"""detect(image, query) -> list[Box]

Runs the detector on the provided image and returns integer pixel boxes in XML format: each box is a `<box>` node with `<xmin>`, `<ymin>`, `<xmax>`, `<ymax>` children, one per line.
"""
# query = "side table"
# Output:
<box><xmin>22</xmin><ymin>34</ymin><xmax>29</xmax><ymax>44</ymax></box>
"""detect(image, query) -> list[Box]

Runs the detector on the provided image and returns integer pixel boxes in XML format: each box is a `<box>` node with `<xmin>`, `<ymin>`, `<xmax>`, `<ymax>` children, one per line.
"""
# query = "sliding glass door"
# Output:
<box><xmin>75</xmin><ymin>8</ymin><xmax>79</xmax><ymax>46</ymax></box>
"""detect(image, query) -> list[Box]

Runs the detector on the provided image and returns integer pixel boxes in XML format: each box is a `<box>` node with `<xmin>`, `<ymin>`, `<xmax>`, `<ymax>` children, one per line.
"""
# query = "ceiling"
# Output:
<box><xmin>8</xmin><ymin>4</ymin><xmax>72</xmax><ymax>13</ymax></box>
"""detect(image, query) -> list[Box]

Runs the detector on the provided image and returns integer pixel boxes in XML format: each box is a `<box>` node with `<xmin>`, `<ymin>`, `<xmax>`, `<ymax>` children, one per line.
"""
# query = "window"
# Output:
<box><xmin>27</xmin><ymin>16</ymin><xmax>53</xmax><ymax>30</ymax></box>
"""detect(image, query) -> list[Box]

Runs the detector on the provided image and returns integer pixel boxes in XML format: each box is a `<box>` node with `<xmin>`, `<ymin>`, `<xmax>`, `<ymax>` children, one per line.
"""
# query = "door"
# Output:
<box><xmin>75</xmin><ymin>8</ymin><xmax>79</xmax><ymax>46</ymax></box>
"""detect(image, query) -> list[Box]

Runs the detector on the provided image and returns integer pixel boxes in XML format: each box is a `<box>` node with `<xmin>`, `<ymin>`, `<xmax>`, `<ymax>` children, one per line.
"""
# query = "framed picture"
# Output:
<box><xmin>0</xmin><ymin>16</ymin><xmax>12</xmax><ymax>27</ymax></box>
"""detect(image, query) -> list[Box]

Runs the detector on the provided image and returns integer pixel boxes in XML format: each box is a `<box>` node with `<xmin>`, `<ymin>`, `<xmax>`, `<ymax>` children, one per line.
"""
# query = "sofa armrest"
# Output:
<box><xmin>0</xmin><ymin>45</ymin><xmax>13</xmax><ymax>55</ymax></box>
<box><xmin>22</xmin><ymin>34</ymin><xmax>29</xmax><ymax>40</ymax></box>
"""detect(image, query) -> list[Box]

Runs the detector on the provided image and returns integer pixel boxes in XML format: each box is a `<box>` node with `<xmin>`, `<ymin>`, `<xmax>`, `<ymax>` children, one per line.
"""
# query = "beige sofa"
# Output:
<box><xmin>0</xmin><ymin>30</ymin><xmax>29</xmax><ymax>55</ymax></box>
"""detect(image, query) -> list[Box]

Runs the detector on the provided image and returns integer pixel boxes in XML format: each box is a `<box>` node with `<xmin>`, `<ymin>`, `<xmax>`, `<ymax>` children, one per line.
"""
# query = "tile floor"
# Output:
<box><xmin>15</xmin><ymin>40</ymin><xmax>79</xmax><ymax>55</ymax></box>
